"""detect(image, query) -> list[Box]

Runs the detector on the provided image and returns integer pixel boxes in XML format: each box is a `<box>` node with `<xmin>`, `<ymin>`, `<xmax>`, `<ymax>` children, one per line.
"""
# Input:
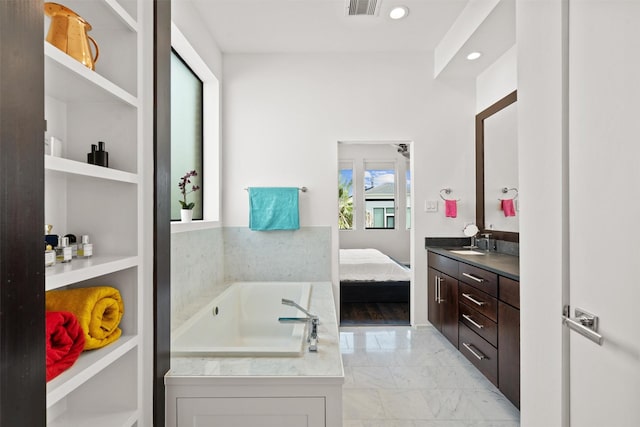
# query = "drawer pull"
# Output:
<box><xmin>462</xmin><ymin>314</ymin><xmax>484</xmax><ymax>329</ymax></box>
<box><xmin>462</xmin><ymin>342</ymin><xmax>487</xmax><ymax>360</ymax></box>
<box><xmin>462</xmin><ymin>293</ymin><xmax>486</xmax><ymax>306</ymax></box>
<box><xmin>462</xmin><ymin>272</ymin><xmax>484</xmax><ymax>283</ymax></box>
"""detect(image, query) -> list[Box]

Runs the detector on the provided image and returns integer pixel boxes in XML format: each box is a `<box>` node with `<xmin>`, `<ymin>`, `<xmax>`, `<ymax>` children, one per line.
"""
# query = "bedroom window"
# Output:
<box><xmin>364</xmin><ymin>162</ymin><xmax>395</xmax><ymax>229</ymax></box>
<box><xmin>339</xmin><ymin>163</ymin><xmax>354</xmax><ymax>230</ymax></box>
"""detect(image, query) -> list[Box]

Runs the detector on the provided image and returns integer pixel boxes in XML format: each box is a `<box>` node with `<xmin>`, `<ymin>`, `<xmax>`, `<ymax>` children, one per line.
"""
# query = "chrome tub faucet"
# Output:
<box><xmin>279</xmin><ymin>298</ymin><xmax>319</xmax><ymax>352</ymax></box>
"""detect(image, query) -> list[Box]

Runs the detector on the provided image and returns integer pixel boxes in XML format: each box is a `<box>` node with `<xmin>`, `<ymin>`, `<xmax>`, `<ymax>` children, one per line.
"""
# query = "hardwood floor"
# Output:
<box><xmin>340</xmin><ymin>302</ymin><xmax>410</xmax><ymax>326</ymax></box>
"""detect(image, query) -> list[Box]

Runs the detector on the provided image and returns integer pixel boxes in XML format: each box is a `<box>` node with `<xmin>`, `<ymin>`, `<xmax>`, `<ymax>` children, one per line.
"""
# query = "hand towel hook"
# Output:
<box><xmin>440</xmin><ymin>188</ymin><xmax>461</xmax><ymax>201</ymax></box>
<box><xmin>500</xmin><ymin>187</ymin><xmax>518</xmax><ymax>200</ymax></box>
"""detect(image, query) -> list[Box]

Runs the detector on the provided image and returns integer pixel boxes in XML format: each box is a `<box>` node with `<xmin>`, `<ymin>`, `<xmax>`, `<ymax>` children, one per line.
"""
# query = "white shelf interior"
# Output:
<box><xmin>45</xmin><ymin>43</ymin><xmax>137</xmax><ymax>107</ymax></box>
<box><xmin>45</xmin><ymin>155</ymin><xmax>139</xmax><ymax>184</ymax></box>
<box><xmin>45</xmin><ymin>255</ymin><xmax>139</xmax><ymax>291</ymax></box>
<box><xmin>46</xmin><ymin>335</ymin><xmax>138</xmax><ymax>408</ymax></box>
<box><xmin>43</xmin><ymin>0</ymin><xmax>145</xmax><ymax>424</ymax></box>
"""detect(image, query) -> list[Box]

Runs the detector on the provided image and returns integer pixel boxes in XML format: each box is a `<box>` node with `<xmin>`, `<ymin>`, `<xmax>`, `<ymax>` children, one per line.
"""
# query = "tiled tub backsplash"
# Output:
<box><xmin>223</xmin><ymin>226</ymin><xmax>332</xmax><ymax>282</ymax></box>
<box><xmin>171</xmin><ymin>226</ymin><xmax>225</xmax><ymax>331</ymax></box>
<box><xmin>171</xmin><ymin>226</ymin><xmax>332</xmax><ymax>331</ymax></box>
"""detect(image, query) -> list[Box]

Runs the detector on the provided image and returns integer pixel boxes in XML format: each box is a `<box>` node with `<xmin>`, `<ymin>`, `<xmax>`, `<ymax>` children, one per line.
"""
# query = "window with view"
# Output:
<box><xmin>171</xmin><ymin>49</ymin><xmax>203</xmax><ymax>221</ymax></box>
<box><xmin>339</xmin><ymin>163</ymin><xmax>354</xmax><ymax>230</ymax></box>
<box><xmin>364</xmin><ymin>162</ymin><xmax>395</xmax><ymax>229</ymax></box>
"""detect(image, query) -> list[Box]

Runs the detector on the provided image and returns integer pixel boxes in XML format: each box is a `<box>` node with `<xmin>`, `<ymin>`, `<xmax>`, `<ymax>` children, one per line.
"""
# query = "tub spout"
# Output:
<box><xmin>279</xmin><ymin>299</ymin><xmax>319</xmax><ymax>352</ymax></box>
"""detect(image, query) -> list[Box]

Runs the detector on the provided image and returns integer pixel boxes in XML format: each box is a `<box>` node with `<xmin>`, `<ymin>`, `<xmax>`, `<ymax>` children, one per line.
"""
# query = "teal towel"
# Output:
<box><xmin>249</xmin><ymin>187</ymin><xmax>300</xmax><ymax>231</ymax></box>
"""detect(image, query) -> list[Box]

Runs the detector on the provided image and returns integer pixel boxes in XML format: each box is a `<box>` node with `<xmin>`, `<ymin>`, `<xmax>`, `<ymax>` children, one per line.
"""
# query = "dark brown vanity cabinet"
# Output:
<box><xmin>427</xmin><ymin>253</ymin><xmax>459</xmax><ymax>347</ymax></box>
<box><xmin>428</xmin><ymin>250</ymin><xmax>520</xmax><ymax>409</ymax></box>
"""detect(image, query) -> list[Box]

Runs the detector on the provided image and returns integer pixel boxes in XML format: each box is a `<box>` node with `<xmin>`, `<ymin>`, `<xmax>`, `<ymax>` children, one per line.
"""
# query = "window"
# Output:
<box><xmin>338</xmin><ymin>162</ymin><xmax>354</xmax><ymax>230</ymax></box>
<box><xmin>364</xmin><ymin>162</ymin><xmax>395</xmax><ymax>229</ymax></box>
<box><xmin>171</xmin><ymin>49</ymin><xmax>203</xmax><ymax>221</ymax></box>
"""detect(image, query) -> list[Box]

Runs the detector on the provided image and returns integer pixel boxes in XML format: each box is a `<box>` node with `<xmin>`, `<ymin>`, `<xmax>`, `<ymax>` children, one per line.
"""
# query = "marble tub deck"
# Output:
<box><xmin>341</xmin><ymin>325</ymin><xmax>520</xmax><ymax>426</ymax></box>
<box><xmin>167</xmin><ymin>282</ymin><xmax>344</xmax><ymax>379</ymax></box>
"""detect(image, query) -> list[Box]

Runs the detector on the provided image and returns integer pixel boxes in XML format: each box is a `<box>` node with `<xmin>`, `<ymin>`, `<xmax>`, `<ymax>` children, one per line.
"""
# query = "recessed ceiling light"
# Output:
<box><xmin>467</xmin><ymin>52</ymin><xmax>482</xmax><ymax>61</ymax></box>
<box><xmin>389</xmin><ymin>6</ymin><xmax>409</xmax><ymax>20</ymax></box>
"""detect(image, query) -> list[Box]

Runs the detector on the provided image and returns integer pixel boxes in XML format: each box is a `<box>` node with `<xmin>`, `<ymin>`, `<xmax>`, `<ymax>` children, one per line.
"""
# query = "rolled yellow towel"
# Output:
<box><xmin>46</xmin><ymin>286</ymin><xmax>124</xmax><ymax>350</ymax></box>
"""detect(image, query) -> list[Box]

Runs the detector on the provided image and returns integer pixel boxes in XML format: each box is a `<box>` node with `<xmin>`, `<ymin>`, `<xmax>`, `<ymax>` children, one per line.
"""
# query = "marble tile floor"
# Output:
<box><xmin>340</xmin><ymin>325</ymin><xmax>520</xmax><ymax>427</ymax></box>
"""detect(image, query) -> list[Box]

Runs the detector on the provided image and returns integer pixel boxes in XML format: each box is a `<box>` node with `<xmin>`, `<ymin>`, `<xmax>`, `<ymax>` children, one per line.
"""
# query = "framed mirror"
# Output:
<box><xmin>475</xmin><ymin>90</ymin><xmax>518</xmax><ymax>242</ymax></box>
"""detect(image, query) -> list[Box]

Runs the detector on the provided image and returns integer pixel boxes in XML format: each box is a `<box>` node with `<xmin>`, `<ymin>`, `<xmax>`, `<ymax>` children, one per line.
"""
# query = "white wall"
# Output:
<box><xmin>476</xmin><ymin>45</ymin><xmax>517</xmax><ymax>112</ymax></box>
<box><xmin>222</xmin><ymin>52</ymin><xmax>475</xmax><ymax>325</ymax></box>
<box><xmin>517</xmin><ymin>1</ymin><xmax>568</xmax><ymax>426</ymax></box>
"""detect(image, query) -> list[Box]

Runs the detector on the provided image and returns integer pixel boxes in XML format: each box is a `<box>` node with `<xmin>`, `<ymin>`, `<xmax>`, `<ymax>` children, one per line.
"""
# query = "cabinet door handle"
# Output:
<box><xmin>462</xmin><ymin>342</ymin><xmax>487</xmax><ymax>360</ymax></box>
<box><xmin>434</xmin><ymin>276</ymin><xmax>439</xmax><ymax>303</ymax></box>
<box><xmin>462</xmin><ymin>272</ymin><xmax>484</xmax><ymax>283</ymax></box>
<box><xmin>462</xmin><ymin>314</ymin><xmax>484</xmax><ymax>329</ymax></box>
<box><xmin>462</xmin><ymin>293</ymin><xmax>486</xmax><ymax>306</ymax></box>
<box><xmin>438</xmin><ymin>277</ymin><xmax>445</xmax><ymax>303</ymax></box>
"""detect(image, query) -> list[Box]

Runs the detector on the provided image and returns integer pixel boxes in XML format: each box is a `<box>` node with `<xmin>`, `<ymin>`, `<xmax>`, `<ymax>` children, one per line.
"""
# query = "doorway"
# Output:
<box><xmin>337</xmin><ymin>141</ymin><xmax>413</xmax><ymax>325</ymax></box>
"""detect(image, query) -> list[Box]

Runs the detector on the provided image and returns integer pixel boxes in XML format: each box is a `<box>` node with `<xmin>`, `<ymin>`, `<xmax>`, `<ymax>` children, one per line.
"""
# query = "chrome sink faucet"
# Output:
<box><xmin>279</xmin><ymin>298</ymin><xmax>319</xmax><ymax>352</ymax></box>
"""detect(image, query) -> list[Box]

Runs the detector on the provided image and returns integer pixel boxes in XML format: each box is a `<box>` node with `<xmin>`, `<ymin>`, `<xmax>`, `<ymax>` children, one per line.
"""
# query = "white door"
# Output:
<box><xmin>568</xmin><ymin>1</ymin><xmax>640</xmax><ymax>425</ymax></box>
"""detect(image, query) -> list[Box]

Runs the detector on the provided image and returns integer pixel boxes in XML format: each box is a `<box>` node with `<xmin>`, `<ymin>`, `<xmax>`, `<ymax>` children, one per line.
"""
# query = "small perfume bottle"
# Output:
<box><xmin>87</xmin><ymin>144</ymin><xmax>97</xmax><ymax>165</ymax></box>
<box><xmin>45</xmin><ymin>244</ymin><xmax>56</xmax><ymax>267</ymax></box>
<box><xmin>94</xmin><ymin>141</ymin><xmax>109</xmax><ymax>167</ymax></box>
<box><xmin>55</xmin><ymin>236</ymin><xmax>72</xmax><ymax>263</ymax></box>
<box><xmin>45</xmin><ymin>224</ymin><xmax>58</xmax><ymax>248</ymax></box>
<box><xmin>78</xmin><ymin>235</ymin><xmax>93</xmax><ymax>258</ymax></box>
<box><xmin>65</xmin><ymin>234</ymin><xmax>78</xmax><ymax>258</ymax></box>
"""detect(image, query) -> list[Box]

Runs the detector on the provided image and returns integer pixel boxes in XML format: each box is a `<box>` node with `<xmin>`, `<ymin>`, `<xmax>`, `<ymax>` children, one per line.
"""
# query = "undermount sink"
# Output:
<box><xmin>449</xmin><ymin>249</ymin><xmax>486</xmax><ymax>255</ymax></box>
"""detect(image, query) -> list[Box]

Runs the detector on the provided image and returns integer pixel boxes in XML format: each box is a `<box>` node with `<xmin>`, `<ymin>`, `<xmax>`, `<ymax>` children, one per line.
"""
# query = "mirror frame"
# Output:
<box><xmin>475</xmin><ymin>90</ymin><xmax>519</xmax><ymax>243</ymax></box>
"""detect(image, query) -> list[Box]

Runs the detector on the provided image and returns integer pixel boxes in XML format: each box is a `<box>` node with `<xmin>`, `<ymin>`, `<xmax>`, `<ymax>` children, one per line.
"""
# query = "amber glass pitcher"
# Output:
<box><xmin>45</xmin><ymin>2</ymin><xmax>99</xmax><ymax>70</ymax></box>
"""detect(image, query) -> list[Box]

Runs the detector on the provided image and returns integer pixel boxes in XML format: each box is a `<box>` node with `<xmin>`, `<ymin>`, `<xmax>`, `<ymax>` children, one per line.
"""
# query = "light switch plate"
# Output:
<box><xmin>425</xmin><ymin>200</ymin><xmax>438</xmax><ymax>212</ymax></box>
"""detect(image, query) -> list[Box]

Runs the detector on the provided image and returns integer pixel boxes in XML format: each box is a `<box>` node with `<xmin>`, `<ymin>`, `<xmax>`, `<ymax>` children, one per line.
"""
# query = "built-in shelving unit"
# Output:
<box><xmin>43</xmin><ymin>0</ymin><xmax>147</xmax><ymax>425</ymax></box>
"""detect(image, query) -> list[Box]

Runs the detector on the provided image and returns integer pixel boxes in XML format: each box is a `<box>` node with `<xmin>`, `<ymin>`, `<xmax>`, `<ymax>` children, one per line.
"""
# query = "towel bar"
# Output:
<box><xmin>245</xmin><ymin>186</ymin><xmax>307</xmax><ymax>192</ymax></box>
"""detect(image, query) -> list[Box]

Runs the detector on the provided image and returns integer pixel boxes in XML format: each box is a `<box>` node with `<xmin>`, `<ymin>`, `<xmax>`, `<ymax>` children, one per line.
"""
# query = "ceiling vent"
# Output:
<box><xmin>346</xmin><ymin>0</ymin><xmax>380</xmax><ymax>16</ymax></box>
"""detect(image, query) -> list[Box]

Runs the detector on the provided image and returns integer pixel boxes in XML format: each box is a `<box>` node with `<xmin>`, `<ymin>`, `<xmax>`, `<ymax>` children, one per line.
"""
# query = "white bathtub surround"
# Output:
<box><xmin>166</xmin><ymin>282</ymin><xmax>344</xmax><ymax>426</ymax></box>
<box><xmin>172</xmin><ymin>282</ymin><xmax>311</xmax><ymax>356</ymax></box>
<box><xmin>223</xmin><ymin>226</ymin><xmax>331</xmax><ymax>282</ymax></box>
<box><xmin>171</xmin><ymin>226</ymin><xmax>225</xmax><ymax>331</ymax></box>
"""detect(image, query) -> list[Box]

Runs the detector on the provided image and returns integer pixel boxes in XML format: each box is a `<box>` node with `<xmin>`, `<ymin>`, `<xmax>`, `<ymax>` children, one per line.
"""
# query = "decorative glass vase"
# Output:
<box><xmin>180</xmin><ymin>209</ymin><xmax>193</xmax><ymax>223</ymax></box>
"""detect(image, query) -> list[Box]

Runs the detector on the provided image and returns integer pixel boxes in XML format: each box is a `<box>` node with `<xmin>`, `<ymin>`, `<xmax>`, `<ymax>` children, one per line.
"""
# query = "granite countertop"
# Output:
<box><xmin>166</xmin><ymin>282</ymin><xmax>344</xmax><ymax>383</ymax></box>
<box><xmin>427</xmin><ymin>246</ymin><xmax>520</xmax><ymax>280</ymax></box>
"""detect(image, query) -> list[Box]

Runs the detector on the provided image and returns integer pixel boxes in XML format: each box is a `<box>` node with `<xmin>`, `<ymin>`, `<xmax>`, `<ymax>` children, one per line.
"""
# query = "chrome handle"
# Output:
<box><xmin>462</xmin><ymin>272</ymin><xmax>484</xmax><ymax>283</ymax></box>
<box><xmin>434</xmin><ymin>276</ymin><xmax>439</xmax><ymax>303</ymax></box>
<box><xmin>438</xmin><ymin>277</ymin><xmax>445</xmax><ymax>303</ymax></box>
<box><xmin>462</xmin><ymin>314</ymin><xmax>484</xmax><ymax>329</ymax></box>
<box><xmin>462</xmin><ymin>293</ymin><xmax>486</xmax><ymax>306</ymax></box>
<box><xmin>462</xmin><ymin>342</ymin><xmax>486</xmax><ymax>360</ymax></box>
<box><xmin>563</xmin><ymin>306</ymin><xmax>603</xmax><ymax>345</ymax></box>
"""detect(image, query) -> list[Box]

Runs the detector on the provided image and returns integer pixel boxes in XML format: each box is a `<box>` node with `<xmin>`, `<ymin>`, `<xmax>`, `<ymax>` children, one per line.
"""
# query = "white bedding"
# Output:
<box><xmin>339</xmin><ymin>248</ymin><xmax>410</xmax><ymax>282</ymax></box>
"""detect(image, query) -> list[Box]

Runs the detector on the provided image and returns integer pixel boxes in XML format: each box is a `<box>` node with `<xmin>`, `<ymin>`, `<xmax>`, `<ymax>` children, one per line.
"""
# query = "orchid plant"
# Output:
<box><xmin>178</xmin><ymin>170</ymin><xmax>201</xmax><ymax>210</ymax></box>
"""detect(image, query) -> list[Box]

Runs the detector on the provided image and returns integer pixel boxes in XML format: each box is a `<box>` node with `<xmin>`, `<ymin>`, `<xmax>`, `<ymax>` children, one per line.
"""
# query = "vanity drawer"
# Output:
<box><xmin>459</xmin><ymin>282</ymin><xmax>498</xmax><ymax>322</ymax></box>
<box><xmin>499</xmin><ymin>276</ymin><xmax>520</xmax><ymax>309</ymax></box>
<box><xmin>459</xmin><ymin>302</ymin><xmax>497</xmax><ymax>347</ymax></box>
<box><xmin>428</xmin><ymin>252</ymin><xmax>458</xmax><ymax>278</ymax></box>
<box><xmin>459</xmin><ymin>263</ymin><xmax>498</xmax><ymax>296</ymax></box>
<box><xmin>459</xmin><ymin>322</ymin><xmax>498</xmax><ymax>386</ymax></box>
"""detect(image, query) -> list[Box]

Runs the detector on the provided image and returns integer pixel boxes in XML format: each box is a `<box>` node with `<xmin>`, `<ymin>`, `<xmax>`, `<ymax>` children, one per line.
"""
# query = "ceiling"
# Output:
<box><xmin>187</xmin><ymin>0</ymin><xmax>470</xmax><ymax>53</ymax></box>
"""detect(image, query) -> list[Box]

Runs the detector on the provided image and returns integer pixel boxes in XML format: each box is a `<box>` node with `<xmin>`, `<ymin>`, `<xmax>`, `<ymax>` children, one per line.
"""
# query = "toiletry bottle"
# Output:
<box><xmin>87</xmin><ymin>143</ymin><xmax>97</xmax><ymax>165</ymax></box>
<box><xmin>45</xmin><ymin>224</ymin><xmax>58</xmax><ymax>248</ymax></box>
<box><xmin>78</xmin><ymin>235</ymin><xmax>93</xmax><ymax>258</ymax></box>
<box><xmin>45</xmin><ymin>244</ymin><xmax>56</xmax><ymax>267</ymax></box>
<box><xmin>94</xmin><ymin>141</ymin><xmax>109</xmax><ymax>167</ymax></box>
<box><xmin>55</xmin><ymin>236</ymin><xmax>72</xmax><ymax>263</ymax></box>
<box><xmin>65</xmin><ymin>234</ymin><xmax>78</xmax><ymax>258</ymax></box>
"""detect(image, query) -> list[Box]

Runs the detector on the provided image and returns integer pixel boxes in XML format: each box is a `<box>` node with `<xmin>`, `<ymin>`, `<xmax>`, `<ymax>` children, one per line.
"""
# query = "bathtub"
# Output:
<box><xmin>172</xmin><ymin>282</ymin><xmax>312</xmax><ymax>357</ymax></box>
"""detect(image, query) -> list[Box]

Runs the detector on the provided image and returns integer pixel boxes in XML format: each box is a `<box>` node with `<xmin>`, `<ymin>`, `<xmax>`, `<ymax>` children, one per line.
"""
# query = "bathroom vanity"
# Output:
<box><xmin>427</xmin><ymin>246</ymin><xmax>520</xmax><ymax>409</ymax></box>
<box><xmin>165</xmin><ymin>282</ymin><xmax>344</xmax><ymax>427</ymax></box>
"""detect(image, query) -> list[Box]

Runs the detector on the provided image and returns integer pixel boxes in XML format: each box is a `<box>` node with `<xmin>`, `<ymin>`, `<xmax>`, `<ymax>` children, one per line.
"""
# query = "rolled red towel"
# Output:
<box><xmin>46</xmin><ymin>311</ymin><xmax>85</xmax><ymax>382</ymax></box>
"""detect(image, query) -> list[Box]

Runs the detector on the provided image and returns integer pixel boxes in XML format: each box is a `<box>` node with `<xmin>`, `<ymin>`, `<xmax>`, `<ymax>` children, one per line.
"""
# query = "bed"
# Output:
<box><xmin>339</xmin><ymin>248</ymin><xmax>411</xmax><ymax>303</ymax></box>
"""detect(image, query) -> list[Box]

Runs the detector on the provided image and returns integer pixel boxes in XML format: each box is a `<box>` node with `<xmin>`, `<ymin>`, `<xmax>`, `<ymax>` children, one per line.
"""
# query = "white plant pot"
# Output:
<box><xmin>181</xmin><ymin>209</ymin><xmax>193</xmax><ymax>223</ymax></box>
